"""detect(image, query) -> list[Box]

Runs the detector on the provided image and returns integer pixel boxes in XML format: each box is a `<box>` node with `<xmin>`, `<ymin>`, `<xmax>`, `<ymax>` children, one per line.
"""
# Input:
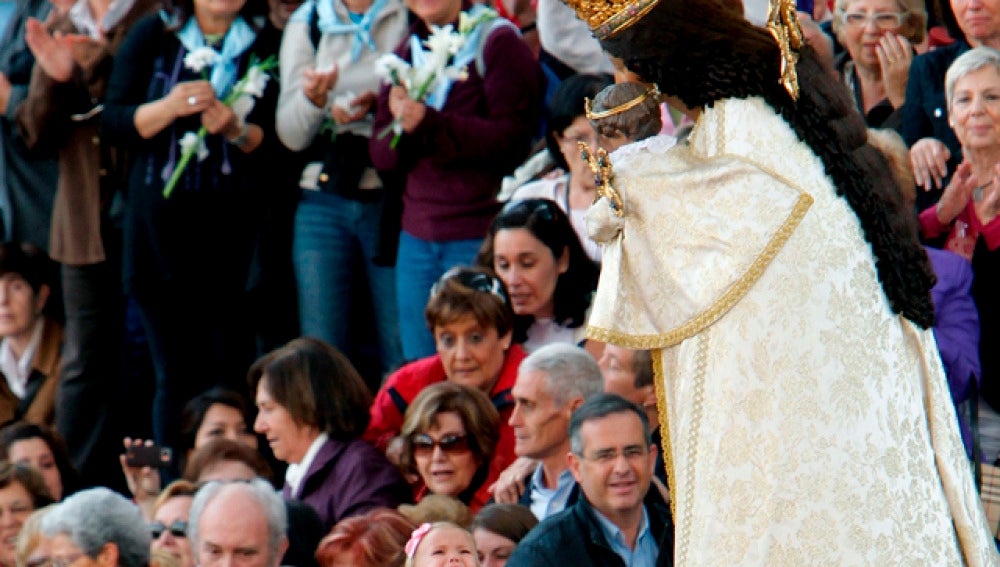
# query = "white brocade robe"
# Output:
<box><xmin>586</xmin><ymin>97</ymin><xmax>999</xmax><ymax>566</ymax></box>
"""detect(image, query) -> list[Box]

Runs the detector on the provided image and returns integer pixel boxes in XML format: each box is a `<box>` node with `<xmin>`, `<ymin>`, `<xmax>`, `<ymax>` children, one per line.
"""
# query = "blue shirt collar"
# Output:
<box><xmin>591</xmin><ymin>504</ymin><xmax>659</xmax><ymax>567</ymax></box>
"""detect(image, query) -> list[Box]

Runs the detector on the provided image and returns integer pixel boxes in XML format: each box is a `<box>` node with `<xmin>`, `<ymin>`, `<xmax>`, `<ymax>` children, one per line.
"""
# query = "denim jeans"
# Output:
<box><xmin>293</xmin><ymin>190</ymin><xmax>403</xmax><ymax>375</ymax></box>
<box><xmin>396</xmin><ymin>230</ymin><xmax>483</xmax><ymax>361</ymax></box>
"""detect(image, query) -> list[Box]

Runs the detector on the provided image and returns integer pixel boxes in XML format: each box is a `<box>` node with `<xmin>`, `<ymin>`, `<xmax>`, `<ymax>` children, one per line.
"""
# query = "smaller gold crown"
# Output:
<box><xmin>585</xmin><ymin>84</ymin><xmax>660</xmax><ymax>120</ymax></box>
<box><xmin>562</xmin><ymin>0</ymin><xmax>662</xmax><ymax>39</ymax></box>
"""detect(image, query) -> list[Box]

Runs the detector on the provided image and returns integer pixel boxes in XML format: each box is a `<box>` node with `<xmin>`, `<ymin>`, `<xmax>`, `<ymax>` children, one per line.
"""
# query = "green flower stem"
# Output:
<box><xmin>162</xmin><ymin>126</ymin><xmax>207</xmax><ymax>199</ymax></box>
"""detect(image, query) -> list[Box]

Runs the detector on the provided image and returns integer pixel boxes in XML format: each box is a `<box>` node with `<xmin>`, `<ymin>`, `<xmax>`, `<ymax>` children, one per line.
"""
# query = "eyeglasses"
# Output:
<box><xmin>411</xmin><ymin>434</ymin><xmax>470</xmax><ymax>456</ymax></box>
<box><xmin>580</xmin><ymin>445</ymin><xmax>649</xmax><ymax>464</ymax></box>
<box><xmin>840</xmin><ymin>11</ymin><xmax>907</xmax><ymax>29</ymax></box>
<box><xmin>150</xmin><ymin>520</ymin><xmax>188</xmax><ymax>539</ymax></box>
<box><xmin>499</xmin><ymin>199</ymin><xmax>559</xmax><ymax>222</ymax></box>
<box><xmin>49</xmin><ymin>554</ymin><xmax>85</xmax><ymax>567</ymax></box>
<box><xmin>431</xmin><ymin>268</ymin><xmax>507</xmax><ymax>303</ymax></box>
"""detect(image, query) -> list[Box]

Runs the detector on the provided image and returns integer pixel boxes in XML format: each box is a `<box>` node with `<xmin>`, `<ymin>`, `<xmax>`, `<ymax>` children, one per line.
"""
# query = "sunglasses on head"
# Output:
<box><xmin>431</xmin><ymin>268</ymin><xmax>507</xmax><ymax>303</ymax></box>
<box><xmin>411</xmin><ymin>434</ymin><xmax>470</xmax><ymax>456</ymax></box>
<box><xmin>150</xmin><ymin>520</ymin><xmax>188</xmax><ymax>539</ymax></box>
<box><xmin>500</xmin><ymin>199</ymin><xmax>558</xmax><ymax>222</ymax></box>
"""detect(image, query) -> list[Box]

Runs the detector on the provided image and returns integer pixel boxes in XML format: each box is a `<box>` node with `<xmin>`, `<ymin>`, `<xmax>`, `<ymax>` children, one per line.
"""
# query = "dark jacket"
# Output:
<box><xmin>507</xmin><ymin>488</ymin><xmax>674</xmax><ymax>567</ymax></box>
<box><xmin>282</xmin><ymin>437</ymin><xmax>411</xmax><ymax>531</ymax></box>
<box><xmin>899</xmin><ymin>40</ymin><xmax>969</xmax><ymax>212</ymax></box>
<box><xmin>0</xmin><ymin>317</ymin><xmax>62</xmax><ymax>427</ymax></box>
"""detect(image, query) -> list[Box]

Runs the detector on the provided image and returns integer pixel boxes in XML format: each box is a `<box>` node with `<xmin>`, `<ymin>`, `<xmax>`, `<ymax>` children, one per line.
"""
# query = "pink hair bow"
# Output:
<box><xmin>405</xmin><ymin>522</ymin><xmax>434</xmax><ymax>558</ymax></box>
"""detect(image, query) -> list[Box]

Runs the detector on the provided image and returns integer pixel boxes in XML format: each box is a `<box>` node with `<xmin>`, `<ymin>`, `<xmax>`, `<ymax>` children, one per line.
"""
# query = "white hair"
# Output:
<box><xmin>188</xmin><ymin>479</ymin><xmax>287</xmax><ymax>563</ymax></box>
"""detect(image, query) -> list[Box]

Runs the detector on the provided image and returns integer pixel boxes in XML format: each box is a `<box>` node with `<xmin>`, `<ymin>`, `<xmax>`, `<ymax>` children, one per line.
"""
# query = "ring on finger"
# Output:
<box><xmin>187</xmin><ymin>95</ymin><xmax>197</xmax><ymax>106</ymax></box>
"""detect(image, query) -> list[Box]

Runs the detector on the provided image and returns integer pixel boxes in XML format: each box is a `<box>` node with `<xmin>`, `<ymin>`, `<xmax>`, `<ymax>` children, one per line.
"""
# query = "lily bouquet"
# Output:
<box><xmin>162</xmin><ymin>50</ymin><xmax>278</xmax><ymax>198</ymax></box>
<box><xmin>374</xmin><ymin>8</ymin><xmax>496</xmax><ymax>149</ymax></box>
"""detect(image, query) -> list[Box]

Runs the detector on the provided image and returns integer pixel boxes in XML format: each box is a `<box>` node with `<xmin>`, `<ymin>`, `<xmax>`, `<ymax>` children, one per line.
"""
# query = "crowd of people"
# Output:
<box><xmin>0</xmin><ymin>0</ymin><xmax>993</xmax><ymax>561</ymax></box>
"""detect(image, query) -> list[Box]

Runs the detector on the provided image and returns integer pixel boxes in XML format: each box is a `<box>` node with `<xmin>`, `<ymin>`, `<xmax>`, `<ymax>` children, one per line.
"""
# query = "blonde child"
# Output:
<box><xmin>404</xmin><ymin>522</ymin><xmax>481</xmax><ymax>567</ymax></box>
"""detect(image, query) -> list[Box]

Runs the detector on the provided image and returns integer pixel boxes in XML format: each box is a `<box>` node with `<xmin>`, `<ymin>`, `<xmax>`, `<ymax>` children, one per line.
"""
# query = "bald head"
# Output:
<box><xmin>189</xmin><ymin>480</ymin><xmax>288</xmax><ymax>567</ymax></box>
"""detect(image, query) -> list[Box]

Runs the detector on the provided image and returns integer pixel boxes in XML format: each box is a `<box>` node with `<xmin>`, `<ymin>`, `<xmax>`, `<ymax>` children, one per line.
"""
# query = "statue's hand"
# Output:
<box><xmin>586</xmin><ymin>197</ymin><xmax>624</xmax><ymax>243</ymax></box>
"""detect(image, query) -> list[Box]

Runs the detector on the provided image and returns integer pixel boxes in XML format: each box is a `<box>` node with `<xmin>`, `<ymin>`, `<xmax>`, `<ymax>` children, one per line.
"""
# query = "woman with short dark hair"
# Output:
<box><xmin>0</xmin><ymin>244</ymin><xmax>61</xmax><ymax>431</ymax></box>
<box><xmin>365</xmin><ymin>267</ymin><xmax>523</xmax><ymax>502</ymax></box>
<box><xmin>0</xmin><ymin>422</ymin><xmax>79</xmax><ymax>502</ymax></box>
<box><xmin>250</xmin><ymin>338</ymin><xmax>409</xmax><ymax>530</ymax></box>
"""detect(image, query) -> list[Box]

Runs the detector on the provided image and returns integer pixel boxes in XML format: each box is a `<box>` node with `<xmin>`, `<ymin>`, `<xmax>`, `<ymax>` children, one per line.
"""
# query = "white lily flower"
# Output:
<box><xmin>179</xmin><ymin>131</ymin><xmax>209</xmax><ymax>162</ymax></box>
<box><xmin>333</xmin><ymin>91</ymin><xmax>358</xmax><ymax>113</ymax></box>
<box><xmin>442</xmin><ymin>65</ymin><xmax>468</xmax><ymax>81</ymax></box>
<box><xmin>230</xmin><ymin>94</ymin><xmax>255</xmax><ymax>122</ymax></box>
<box><xmin>240</xmin><ymin>66</ymin><xmax>269</xmax><ymax>98</ymax></box>
<box><xmin>374</xmin><ymin>53</ymin><xmax>412</xmax><ymax>85</ymax></box>
<box><xmin>184</xmin><ymin>47</ymin><xmax>219</xmax><ymax>73</ymax></box>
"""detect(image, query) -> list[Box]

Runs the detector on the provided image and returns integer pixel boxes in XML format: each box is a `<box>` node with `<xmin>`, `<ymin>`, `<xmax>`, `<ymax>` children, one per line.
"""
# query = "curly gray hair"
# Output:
<box><xmin>41</xmin><ymin>488</ymin><xmax>150</xmax><ymax>567</ymax></box>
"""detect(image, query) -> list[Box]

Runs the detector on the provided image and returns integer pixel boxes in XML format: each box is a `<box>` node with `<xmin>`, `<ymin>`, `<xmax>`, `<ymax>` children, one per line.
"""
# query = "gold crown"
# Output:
<box><xmin>585</xmin><ymin>84</ymin><xmax>660</xmax><ymax>120</ymax></box>
<box><xmin>562</xmin><ymin>0</ymin><xmax>662</xmax><ymax>40</ymax></box>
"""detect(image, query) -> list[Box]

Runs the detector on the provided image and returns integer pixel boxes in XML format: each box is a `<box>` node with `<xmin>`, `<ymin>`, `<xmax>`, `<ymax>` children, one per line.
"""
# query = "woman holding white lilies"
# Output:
<box><xmin>275</xmin><ymin>0</ymin><xmax>408</xmax><ymax>380</ymax></box>
<box><xmin>370</xmin><ymin>0</ymin><xmax>544</xmax><ymax>362</ymax></box>
<box><xmin>103</xmin><ymin>0</ymin><xmax>277</xmax><ymax>457</ymax></box>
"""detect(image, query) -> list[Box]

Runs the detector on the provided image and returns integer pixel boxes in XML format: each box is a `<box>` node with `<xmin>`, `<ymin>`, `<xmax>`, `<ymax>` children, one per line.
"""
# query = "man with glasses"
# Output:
<box><xmin>188</xmin><ymin>480</ymin><xmax>288</xmax><ymax>567</ymax></box>
<box><xmin>507</xmin><ymin>393</ymin><xmax>673</xmax><ymax>567</ymax></box>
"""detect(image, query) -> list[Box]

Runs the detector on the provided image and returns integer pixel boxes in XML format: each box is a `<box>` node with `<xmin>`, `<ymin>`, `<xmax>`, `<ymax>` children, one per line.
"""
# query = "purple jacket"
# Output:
<box><xmin>282</xmin><ymin>437</ymin><xmax>411</xmax><ymax>530</ymax></box>
<box><xmin>370</xmin><ymin>8</ymin><xmax>543</xmax><ymax>242</ymax></box>
<box><xmin>927</xmin><ymin>246</ymin><xmax>981</xmax><ymax>455</ymax></box>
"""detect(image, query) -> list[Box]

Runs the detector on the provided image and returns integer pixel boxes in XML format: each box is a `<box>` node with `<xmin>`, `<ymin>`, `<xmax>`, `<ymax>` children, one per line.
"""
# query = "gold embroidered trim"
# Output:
<box><xmin>651</xmin><ymin>349</ymin><xmax>675</xmax><ymax>522</ymax></box>
<box><xmin>586</xmin><ymin>191</ymin><xmax>813</xmax><ymax>348</ymax></box>
<box><xmin>676</xmin><ymin>333</ymin><xmax>708</xmax><ymax>564</ymax></box>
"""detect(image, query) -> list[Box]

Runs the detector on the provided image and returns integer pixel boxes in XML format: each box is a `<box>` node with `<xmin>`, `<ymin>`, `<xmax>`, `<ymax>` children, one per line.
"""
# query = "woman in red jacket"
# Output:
<box><xmin>365</xmin><ymin>267</ymin><xmax>522</xmax><ymax>494</ymax></box>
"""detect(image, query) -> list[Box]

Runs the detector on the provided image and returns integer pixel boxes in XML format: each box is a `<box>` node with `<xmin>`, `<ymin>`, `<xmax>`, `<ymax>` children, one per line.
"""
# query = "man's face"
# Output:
<box><xmin>196</xmin><ymin>490</ymin><xmax>283</xmax><ymax>567</ymax></box>
<box><xmin>509</xmin><ymin>369</ymin><xmax>573</xmax><ymax>460</ymax></box>
<box><xmin>569</xmin><ymin>411</ymin><xmax>656</xmax><ymax>521</ymax></box>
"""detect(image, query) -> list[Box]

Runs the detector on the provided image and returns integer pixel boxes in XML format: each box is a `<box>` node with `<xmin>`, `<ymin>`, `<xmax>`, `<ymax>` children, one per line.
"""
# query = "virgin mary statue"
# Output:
<box><xmin>573</xmin><ymin>0</ymin><xmax>1000</xmax><ymax>563</ymax></box>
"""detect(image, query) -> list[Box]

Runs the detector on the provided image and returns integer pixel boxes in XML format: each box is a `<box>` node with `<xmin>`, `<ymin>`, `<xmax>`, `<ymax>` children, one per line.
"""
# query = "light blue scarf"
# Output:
<box><xmin>411</xmin><ymin>3</ymin><xmax>494</xmax><ymax>111</ymax></box>
<box><xmin>176</xmin><ymin>15</ymin><xmax>256</xmax><ymax>97</ymax></box>
<box><xmin>289</xmin><ymin>0</ymin><xmax>390</xmax><ymax>63</ymax></box>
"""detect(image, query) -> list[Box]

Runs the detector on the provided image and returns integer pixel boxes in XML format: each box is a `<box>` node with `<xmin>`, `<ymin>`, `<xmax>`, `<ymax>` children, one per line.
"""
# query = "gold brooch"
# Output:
<box><xmin>579</xmin><ymin>142</ymin><xmax>624</xmax><ymax>217</ymax></box>
<box><xmin>766</xmin><ymin>0</ymin><xmax>803</xmax><ymax>101</ymax></box>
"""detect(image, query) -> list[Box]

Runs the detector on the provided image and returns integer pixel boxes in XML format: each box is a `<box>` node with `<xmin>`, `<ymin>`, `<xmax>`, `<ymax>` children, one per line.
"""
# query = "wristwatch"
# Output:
<box><xmin>227</xmin><ymin>121</ymin><xmax>250</xmax><ymax>147</ymax></box>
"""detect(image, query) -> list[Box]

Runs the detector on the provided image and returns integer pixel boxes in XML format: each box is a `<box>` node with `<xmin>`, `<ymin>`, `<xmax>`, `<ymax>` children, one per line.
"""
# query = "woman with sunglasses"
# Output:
<box><xmin>831</xmin><ymin>0</ymin><xmax>926</xmax><ymax>129</ymax></box>
<box><xmin>399</xmin><ymin>383</ymin><xmax>499</xmax><ymax>513</ymax></box>
<box><xmin>477</xmin><ymin>198</ymin><xmax>601</xmax><ymax>357</ymax></box>
<box><xmin>365</xmin><ymin>267</ymin><xmax>523</xmax><ymax>491</ymax></box>
<box><xmin>250</xmin><ymin>338</ymin><xmax>409</xmax><ymax>531</ymax></box>
<box><xmin>149</xmin><ymin>481</ymin><xmax>196</xmax><ymax>567</ymax></box>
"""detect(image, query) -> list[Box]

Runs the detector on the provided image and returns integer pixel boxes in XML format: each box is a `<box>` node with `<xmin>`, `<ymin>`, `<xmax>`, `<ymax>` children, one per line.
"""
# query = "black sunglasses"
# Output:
<box><xmin>431</xmin><ymin>268</ymin><xmax>507</xmax><ymax>303</ymax></box>
<box><xmin>150</xmin><ymin>520</ymin><xmax>188</xmax><ymax>539</ymax></box>
<box><xmin>411</xmin><ymin>434</ymin><xmax>470</xmax><ymax>456</ymax></box>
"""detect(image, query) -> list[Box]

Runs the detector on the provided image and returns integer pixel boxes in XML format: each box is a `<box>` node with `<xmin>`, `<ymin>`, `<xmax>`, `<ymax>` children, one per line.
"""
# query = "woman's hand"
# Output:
<box><xmin>910</xmin><ymin>137</ymin><xmax>951</xmax><ymax>190</ymax></box>
<box><xmin>166</xmin><ymin>80</ymin><xmax>215</xmax><ymax>120</ymax></box>
<box><xmin>388</xmin><ymin>85</ymin><xmax>426</xmax><ymax>133</ymax></box>
<box><xmin>977</xmin><ymin>163</ymin><xmax>1000</xmax><ymax>224</ymax></box>
<box><xmin>876</xmin><ymin>32</ymin><xmax>912</xmax><ymax>109</ymax></box>
<box><xmin>936</xmin><ymin>160</ymin><xmax>977</xmax><ymax>225</ymax></box>
<box><xmin>24</xmin><ymin>17</ymin><xmax>75</xmax><ymax>83</ymax></box>
<box><xmin>201</xmin><ymin>99</ymin><xmax>240</xmax><ymax>137</ymax></box>
<box><xmin>331</xmin><ymin>90</ymin><xmax>377</xmax><ymax>125</ymax></box>
<box><xmin>488</xmin><ymin>456</ymin><xmax>537</xmax><ymax>503</ymax></box>
<box><xmin>302</xmin><ymin>66</ymin><xmax>338</xmax><ymax>109</ymax></box>
<box><xmin>119</xmin><ymin>437</ymin><xmax>161</xmax><ymax>521</ymax></box>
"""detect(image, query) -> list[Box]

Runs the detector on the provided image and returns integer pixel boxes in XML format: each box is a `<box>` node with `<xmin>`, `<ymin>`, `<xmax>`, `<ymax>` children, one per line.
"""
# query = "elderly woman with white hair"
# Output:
<box><xmin>42</xmin><ymin>488</ymin><xmax>150</xmax><ymax>567</ymax></box>
<box><xmin>831</xmin><ymin>0</ymin><xmax>926</xmax><ymax>128</ymax></box>
<box><xmin>918</xmin><ymin>46</ymin><xmax>1000</xmax><ymax>464</ymax></box>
